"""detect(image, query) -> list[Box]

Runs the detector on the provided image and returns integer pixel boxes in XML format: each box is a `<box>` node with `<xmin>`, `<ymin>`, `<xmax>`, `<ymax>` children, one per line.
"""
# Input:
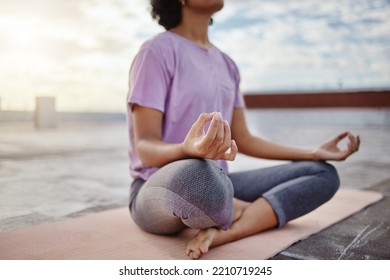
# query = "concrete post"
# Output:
<box><xmin>35</xmin><ymin>97</ymin><xmax>57</xmax><ymax>129</ymax></box>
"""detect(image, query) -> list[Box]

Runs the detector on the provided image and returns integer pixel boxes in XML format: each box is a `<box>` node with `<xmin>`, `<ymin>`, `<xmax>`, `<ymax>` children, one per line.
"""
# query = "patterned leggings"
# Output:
<box><xmin>129</xmin><ymin>159</ymin><xmax>340</xmax><ymax>234</ymax></box>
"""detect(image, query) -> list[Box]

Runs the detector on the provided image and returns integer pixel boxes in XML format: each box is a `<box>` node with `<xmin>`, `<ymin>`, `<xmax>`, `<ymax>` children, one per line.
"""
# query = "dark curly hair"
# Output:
<box><xmin>150</xmin><ymin>0</ymin><xmax>213</xmax><ymax>30</ymax></box>
<box><xmin>151</xmin><ymin>0</ymin><xmax>182</xmax><ymax>30</ymax></box>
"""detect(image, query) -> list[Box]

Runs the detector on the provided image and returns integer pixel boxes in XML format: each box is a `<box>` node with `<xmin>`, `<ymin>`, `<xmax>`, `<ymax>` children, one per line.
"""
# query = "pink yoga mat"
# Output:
<box><xmin>0</xmin><ymin>189</ymin><xmax>383</xmax><ymax>260</ymax></box>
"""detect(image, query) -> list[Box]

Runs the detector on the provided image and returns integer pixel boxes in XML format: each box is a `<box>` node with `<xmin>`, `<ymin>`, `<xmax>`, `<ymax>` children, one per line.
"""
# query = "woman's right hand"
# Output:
<box><xmin>182</xmin><ymin>112</ymin><xmax>238</xmax><ymax>161</ymax></box>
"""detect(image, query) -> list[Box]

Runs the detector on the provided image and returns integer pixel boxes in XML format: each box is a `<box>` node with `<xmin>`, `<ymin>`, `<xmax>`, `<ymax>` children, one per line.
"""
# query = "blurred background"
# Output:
<box><xmin>0</xmin><ymin>0</ymin><xmax>389</xmax><ymax>240</ymax></box>
<box><xmin>0</xmin><ymin>0</ymin><xmax>389</xmax><ymax>112</ymax></box>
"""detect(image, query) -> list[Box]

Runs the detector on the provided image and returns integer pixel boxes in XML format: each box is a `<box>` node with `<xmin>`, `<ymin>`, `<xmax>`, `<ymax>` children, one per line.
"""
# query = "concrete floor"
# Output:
<box><xmin>271</xmin><ymin>180</ymin><xmax>390</xmax><ymax>260</ymax></box>
<box><xmin>0</xmin><ymin>109</ymin><xmax>389</xmax><ymax>259</ymax></box>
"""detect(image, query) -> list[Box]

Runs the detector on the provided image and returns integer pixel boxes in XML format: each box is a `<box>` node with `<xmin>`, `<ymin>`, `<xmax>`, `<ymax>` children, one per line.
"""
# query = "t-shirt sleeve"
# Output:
<box><xmin>128</xmin><ymin>46</ymin><xmax>170</xmax><ymax>112</ymax></box>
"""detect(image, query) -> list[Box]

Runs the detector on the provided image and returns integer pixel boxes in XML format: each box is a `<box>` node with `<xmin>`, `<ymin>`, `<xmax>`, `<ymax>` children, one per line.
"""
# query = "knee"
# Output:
<box><xmin>321</xmin><ymin>161</ymin><xmax>340</xmax><ymax>186</ymax></box>
<box><xmin>163</xmin><ymin>159</ymin><xmax>234</xmax><ymax>228</ymax></box>
<box><xmin>314</xmin><ymin>161</ymin><xmax>340</xmax><ymax>198</ymax></box>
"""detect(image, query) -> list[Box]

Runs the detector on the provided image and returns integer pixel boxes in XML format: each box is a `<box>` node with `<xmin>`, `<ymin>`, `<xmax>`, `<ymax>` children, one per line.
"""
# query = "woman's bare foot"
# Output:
<box><xmin>185</xmin><ymin>198</ymin><xmax>278</xmax><ymax>260</ymax></box>
<box><xmin>185</xmin><ymin>227</ymin><xmax>218</xmax><ymax>259</ymax></box>
<box><xmin>185</xmin><ymin>199</ymin><xmax>250</xmax><ymax>259</ymax></box>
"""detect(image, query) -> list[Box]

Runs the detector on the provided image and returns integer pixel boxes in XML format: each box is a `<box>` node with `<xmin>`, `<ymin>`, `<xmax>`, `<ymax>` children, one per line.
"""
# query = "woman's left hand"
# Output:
<box><xmin>313</xmin><ymin>131</ymin><xmax>360</xmax><ymax>161</ymax></box>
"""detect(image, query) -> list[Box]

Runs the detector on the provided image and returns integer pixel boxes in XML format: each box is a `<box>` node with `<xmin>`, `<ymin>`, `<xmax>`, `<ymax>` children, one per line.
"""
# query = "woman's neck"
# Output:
<box><xmin>170</xmin><ymin>9</ymin><xmax>211</xmax><ymax>49</ymax></box>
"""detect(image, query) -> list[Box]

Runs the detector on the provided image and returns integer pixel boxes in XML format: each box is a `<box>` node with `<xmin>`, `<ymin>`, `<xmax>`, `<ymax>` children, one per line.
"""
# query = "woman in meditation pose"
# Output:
<box><xmin>126</xmin><ymin>0</ymin><xmax>360</xmax><ymax>259</ymax></box>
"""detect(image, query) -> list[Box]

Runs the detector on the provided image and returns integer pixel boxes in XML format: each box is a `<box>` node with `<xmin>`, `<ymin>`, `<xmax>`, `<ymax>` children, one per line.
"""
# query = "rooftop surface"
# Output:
<box><xmin>0</xmin><ymin>108</ymin><xmax>389</xmax><ymax>259</ymax></box>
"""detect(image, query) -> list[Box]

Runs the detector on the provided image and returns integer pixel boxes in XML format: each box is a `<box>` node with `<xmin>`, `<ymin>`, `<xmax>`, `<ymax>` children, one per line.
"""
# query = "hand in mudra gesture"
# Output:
<box><xmin>183</xmin><ymin>112</ymin><xmax>238</xmax><ymax>161</ymax></box>
<box><xmin>313</xmin><ymin>131</ymin><xmax>361</xmax><ymax>161</ymax></box>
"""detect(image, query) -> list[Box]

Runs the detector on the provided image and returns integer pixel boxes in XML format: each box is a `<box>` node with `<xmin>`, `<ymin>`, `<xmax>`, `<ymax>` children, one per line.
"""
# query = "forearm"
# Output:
<box><xmin>238</xmin><ymin>135</ymin><xmax>316</xmax><ymax>161</ymax></box>
<box><xmin>136</xmin><ymin>139</ymin><xmax>187</xmax><ymax>168</ymax></box>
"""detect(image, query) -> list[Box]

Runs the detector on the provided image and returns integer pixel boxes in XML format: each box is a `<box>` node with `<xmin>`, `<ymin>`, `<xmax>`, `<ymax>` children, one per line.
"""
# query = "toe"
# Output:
<box><xmin>191</xmin><ymin>249</ymin><xmax>202</xmax><ymax>260</ymax></box>
<box><xmin>199</xmin><ymin>244</ymin><xmax>209</xmax><ymax>254</ymax></box>
<box><xmin>185</xmin><ymin>247</ymin><xmax>191</xmax><ymax>256</ymax></box>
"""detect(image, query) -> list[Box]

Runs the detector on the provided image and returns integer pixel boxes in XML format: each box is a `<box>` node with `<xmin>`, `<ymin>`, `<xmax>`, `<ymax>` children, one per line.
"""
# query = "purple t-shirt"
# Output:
<box><xmin>127</xmin><ymin>31</ymin><xmax>245</xmax><ymax>180</ymax></box>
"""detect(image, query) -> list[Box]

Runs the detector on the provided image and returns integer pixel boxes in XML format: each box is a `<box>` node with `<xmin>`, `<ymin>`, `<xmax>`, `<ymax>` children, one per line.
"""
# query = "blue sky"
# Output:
<box><xmin>0</xmin><ymin>0</ymin><xmax>389</xmax><ymax>112</ymax></box>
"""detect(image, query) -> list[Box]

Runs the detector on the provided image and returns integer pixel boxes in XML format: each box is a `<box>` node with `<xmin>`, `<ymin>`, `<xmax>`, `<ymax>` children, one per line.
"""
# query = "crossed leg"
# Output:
<box><xmin>185</xmin><ymin>161</ymin><xmax>340</xmax><ymax>259</ymax></box>
<box><xmin>186</xmin><ymin>197</ymin><xmax>278</xmax><ymax>259</ymax></box>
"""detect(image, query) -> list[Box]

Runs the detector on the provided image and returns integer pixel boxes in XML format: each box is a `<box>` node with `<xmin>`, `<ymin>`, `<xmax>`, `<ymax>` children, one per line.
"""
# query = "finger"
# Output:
<box><xmin>200</xmin><ymin>112</ymin><xmax>224</xmax><ymax>148</ymax></box>
<box><xmin>223</xmin><ymin>140</ymin><xmax>238</xmax><ymax>161</ymax></box>
<box><xmin>191</xmin><ymin>112</ymin><xmax>215</xmax><ymax>136</ymax></box>
<box><xmin>348</xmin><ymin>133</ymin><xmax>359</xmax><ymax>152</ymax></box>
<box><xmin>216</xmin><ymin>120</ymin><xmax>232</xmax><ymax>154</ymax></box>
<box><xmin>352</xmin><ymin>134</ymin><xmax>361</xmax><ymax>152</ymax></box>
<box><xmin>214</xmin><ymin>114</ymin><xmax>225</xmax><ymax>148</ymax></box>
<box><xmin>333</xmin><ymin>131</ymin><xmax>349</xmax><ymax>144</ymax></box>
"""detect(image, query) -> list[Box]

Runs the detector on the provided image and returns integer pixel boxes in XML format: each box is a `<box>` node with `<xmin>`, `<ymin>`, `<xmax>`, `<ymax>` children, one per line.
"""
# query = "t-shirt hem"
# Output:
<box><xmin>128</xmin><ymin>97</ymin><xmax>165</xmax><ymax>113</ymax></box>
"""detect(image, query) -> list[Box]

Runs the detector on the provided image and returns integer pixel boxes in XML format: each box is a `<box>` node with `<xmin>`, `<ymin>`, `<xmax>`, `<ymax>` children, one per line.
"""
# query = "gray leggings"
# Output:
<box><xmin>129</xmin><ymin>159</ymin><xmax>340</xmax><ymax>234</ymax></box>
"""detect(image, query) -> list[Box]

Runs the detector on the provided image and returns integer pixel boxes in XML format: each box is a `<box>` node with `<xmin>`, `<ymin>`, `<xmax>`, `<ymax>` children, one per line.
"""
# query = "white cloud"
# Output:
<box><xmin>212</xmin><ymin>0</ymin><xmax>390</xmax><ymax>92</ymax></box>
<box><xmin>0</xmin><ymin>0</ymin><xmax>389</xmax><ymax>111</ymax></box>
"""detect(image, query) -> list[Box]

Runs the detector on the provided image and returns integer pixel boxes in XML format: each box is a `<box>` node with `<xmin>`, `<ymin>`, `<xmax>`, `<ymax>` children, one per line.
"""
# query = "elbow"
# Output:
<box><xmin>134</xmin><ymin>140</ymin><xmax>157</xmax><ymax>168</ymax></box>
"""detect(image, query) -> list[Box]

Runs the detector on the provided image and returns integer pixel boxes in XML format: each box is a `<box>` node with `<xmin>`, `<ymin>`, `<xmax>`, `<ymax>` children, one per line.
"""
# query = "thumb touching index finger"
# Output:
<box><xmin>334</xmin><ymin>131</ymin><xmax>349</xmax><ymax>143</ymax></box>
<box><xmin>191</xmin><ymin>112</ymin><xmax>215</xmax><ymax>134</ymax></box>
